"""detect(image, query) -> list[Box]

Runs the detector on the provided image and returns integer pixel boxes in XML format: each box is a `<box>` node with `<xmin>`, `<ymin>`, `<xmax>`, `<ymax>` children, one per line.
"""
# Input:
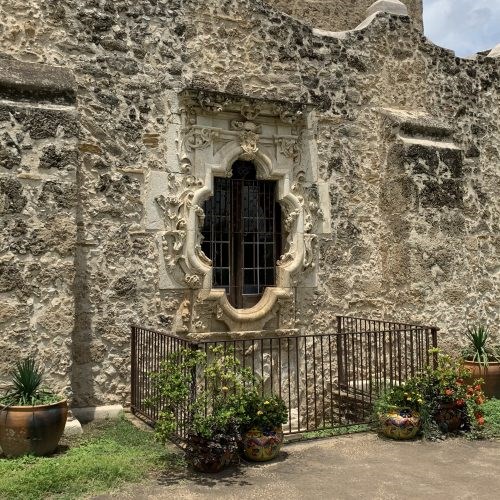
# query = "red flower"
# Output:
<box><xmin>444</xmin><ymin>388</ymin><xmax>454</xmax><ymax>396</ymax></box>
<box><xmin>456</xmin><ymin>378</ymin><xmax>464</xmax><ymax>385</ymax></box>
<box><xmin>467</xmin><ymin>387</ymin><xmax>474</xmax><ymax>395</ymax></box>
<box><xmin>475</xmin><ymin>384</ymin><xmax>482</xmax><ymax>391</ymax></box>
<box><xmin>455</xmin><ymin>398</ymin><xmax>465</xmax><ymax>407</ymax></box>
<box><xmin>476</xmin><ymin>416</ymin><xmax>485</xmax><ymax>426</ymax></box>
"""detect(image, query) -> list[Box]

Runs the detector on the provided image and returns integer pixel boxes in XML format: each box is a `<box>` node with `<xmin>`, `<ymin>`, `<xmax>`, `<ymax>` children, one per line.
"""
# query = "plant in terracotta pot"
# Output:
<box><xmin>462</xmin><ymin>325</ymin><xmax>500</xmax><ymax>399</ymax></box>
<box><xmin>238</xmin><ymin>392</ymin><xmax>288</xmax><ymax>462</ymax></box>
<box><xmin>0</xmin><ymin>357</ymin><xmax>68</xmax><ymax>457</ymax></box>
<box><xmin>149</xmin><ymin>345</ymin><xmax>254</xmax><ymax>473</ymax></box>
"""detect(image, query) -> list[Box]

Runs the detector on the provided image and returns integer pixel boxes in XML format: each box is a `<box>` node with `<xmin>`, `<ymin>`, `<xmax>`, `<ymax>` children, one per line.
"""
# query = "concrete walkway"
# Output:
<box><xmin>99</xmin><ymin>433</ymin><xmax>500</xmax><ymax>499</ymax></box>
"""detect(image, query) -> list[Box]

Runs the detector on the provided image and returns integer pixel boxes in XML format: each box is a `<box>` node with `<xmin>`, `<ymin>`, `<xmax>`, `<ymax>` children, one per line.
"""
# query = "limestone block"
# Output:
<box><xmin>63</xmin><ymin>418</ymin><xmax>83</xmax><ymax>437</ymax></box>
<box><xmin>72</xmin><ymin>405</ymin><xmax>124</xmax><ymax>424</ymax></box>
<box><xmin>143</xmin><ymin>170</ymin><xmax>170</xmax><ymax>230</ymax></box>
<box><xmin>366</xmin><ymin>0</ymin><xmax>408</xmax><ymax>17</ymax></box>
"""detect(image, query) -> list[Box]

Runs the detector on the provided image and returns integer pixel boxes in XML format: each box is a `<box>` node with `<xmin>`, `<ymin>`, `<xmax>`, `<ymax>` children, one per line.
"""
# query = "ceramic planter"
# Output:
<box><xmin>0</xmin><ymin>400</ymin><xmax>68</xmax><ymax>457</ymax></box>
<box><xmin>379</xmin><ymin>407</ymin><xmax>421</xmax><ymax>440</ymax></box>
<box><xmin>242</xmin><ymin>426</ymin><xmax>284</xmax><ymax>461</ymax></box>
<box><xmin>463</xmin><ymin>361</ymin><xmax>500</xmax><ymax>399</ymax></box>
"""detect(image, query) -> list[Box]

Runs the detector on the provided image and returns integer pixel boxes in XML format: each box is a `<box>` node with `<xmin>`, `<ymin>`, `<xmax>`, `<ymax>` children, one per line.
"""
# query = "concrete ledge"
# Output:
<box><xmin>72</xmin><ymin>405</ymin><xmax>124</xmax><ymax>424</ymax></box>
<box><xmin>0</xmin><ymin>56</ymin><xmax>76</xmax><ymax>105</ymax></box>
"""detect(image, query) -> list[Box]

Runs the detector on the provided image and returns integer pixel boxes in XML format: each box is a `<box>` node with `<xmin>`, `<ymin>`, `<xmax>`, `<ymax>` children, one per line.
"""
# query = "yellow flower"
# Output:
<box><xmin>264</xmin><ymin>401</ymin><xmax>270</xmax><ymax>405</ymax></box>
<box><xmin>222</xmin><ymin>386</ymin><xmax>229</xmax><ymax>391</ymax></box>
<box><xmin>417</xmin><ymin>399</ymin><xmax>423</xmax><ymax>404</ymax></box>
<box><xmin>257</xmin><ymin>410</ymin><xmax>264</xmax><ymax>415</ymax></box>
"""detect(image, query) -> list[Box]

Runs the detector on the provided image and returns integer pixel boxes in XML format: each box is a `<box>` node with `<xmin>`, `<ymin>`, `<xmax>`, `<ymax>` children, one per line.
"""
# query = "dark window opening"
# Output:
<box><xmin>201</xmin><ymin>161</ymin><xmax>282</xmax><ymax>309</ymax></box>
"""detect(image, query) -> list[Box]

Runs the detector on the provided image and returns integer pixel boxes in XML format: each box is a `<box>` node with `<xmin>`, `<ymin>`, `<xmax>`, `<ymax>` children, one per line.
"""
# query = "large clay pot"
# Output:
<box><xmin>463</xmin><ymin>361</ymin><xmax>500</xmax><ymax>399</ymax></box>
<box><xmin>379</xmin><ymin>407</ymin><xmax>421</xmax><ymax>440</ymax></box>
<box><xmin>0</xmin><ymin>400</ymin><xmax>68</xmax><ymax>457</ymax></box>
<box><xmin>242</xmin><ymin>426</ymin><xmax>284</xmax><ymax>462</ymax></box>
<box><xmin>434</xmin><ymin>402</ymin><xmax>463</xmax><ymax>433</ymax></box>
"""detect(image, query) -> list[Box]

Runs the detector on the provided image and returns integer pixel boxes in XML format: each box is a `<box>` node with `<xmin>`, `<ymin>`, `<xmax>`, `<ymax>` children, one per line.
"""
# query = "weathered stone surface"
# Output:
<box><xmin>0</xmin><ymin>57</ymin><xmax>76</xmax><ymax>104</ymax></box>
<box><xmin>0</xmin><ymin>0</ymin><xmax>497</xmax><ymax>410</ymax></box>
<box><xmin>267</xmin><ymin>0</ymin><xmax>422</xmax><ymax>31</ymax></box>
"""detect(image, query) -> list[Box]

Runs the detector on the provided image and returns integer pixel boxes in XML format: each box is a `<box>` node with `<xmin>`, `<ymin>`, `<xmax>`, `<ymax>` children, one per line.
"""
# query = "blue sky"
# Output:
<box><xmin>423</xmin><ymin>0</ymin><xmax>500</xmax><ymax>56</ymax></box>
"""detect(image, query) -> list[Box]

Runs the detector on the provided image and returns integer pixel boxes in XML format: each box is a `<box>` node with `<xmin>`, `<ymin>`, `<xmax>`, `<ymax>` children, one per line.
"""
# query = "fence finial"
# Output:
<box><xmin>366</xmin><ymin>0</ymin><xmax>409</xmax><ymax>17</ymax></box>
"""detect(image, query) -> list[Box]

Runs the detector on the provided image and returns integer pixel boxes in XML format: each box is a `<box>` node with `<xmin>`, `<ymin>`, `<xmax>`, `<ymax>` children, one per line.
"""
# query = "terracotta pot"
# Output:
<box><xmin>379</xmin><ymin>407</ymin><xmax>421</xmax><ymax>440</ymax></box>
<box><xmin>242</xmin><ymin>426</ymin><xmax>284</xmax><ymax>461</ymax></box>
<box><xmin>433</xmin><ymin>402</ymin><xmax>463</xmax><ymax>433</ymax></box>
<box><xmin>0</xmin><ymin>400</ymin><xmax>68</xmax><ymax>457</ymax></box>
<box><xmin>463</xmin><ymin>361</ymin><xmax>500</xmax><ymax>399</ymax></box>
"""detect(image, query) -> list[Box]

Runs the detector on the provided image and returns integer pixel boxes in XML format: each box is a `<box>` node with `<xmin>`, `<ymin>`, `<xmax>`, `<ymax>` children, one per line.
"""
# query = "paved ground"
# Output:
<box><xmin>97</xmin><ymin>433</ymin><xmax>500</xmax><ymax>499</ymax></box>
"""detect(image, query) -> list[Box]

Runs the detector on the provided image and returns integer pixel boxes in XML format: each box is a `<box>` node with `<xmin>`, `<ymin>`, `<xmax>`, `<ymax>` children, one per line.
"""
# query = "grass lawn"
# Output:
<box><xmin>0</xmin><ymin>417</ymin><xmax>182</xmax><ymax>500</ymax></box>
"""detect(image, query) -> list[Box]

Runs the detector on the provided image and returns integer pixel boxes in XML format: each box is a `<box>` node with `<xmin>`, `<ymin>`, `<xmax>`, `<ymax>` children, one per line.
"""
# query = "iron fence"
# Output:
<box><xmin>131</xmin><ymin>317</ymin><xmax>438</xmax><ymax>438</ymax></box>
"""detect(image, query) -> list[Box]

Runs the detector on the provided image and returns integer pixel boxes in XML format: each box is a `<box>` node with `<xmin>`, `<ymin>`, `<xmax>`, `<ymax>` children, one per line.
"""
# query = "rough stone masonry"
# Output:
<box><xmin>0</xmin><ymin>0</ymin><xmax>498</xmax><ymax>410</ymax></box>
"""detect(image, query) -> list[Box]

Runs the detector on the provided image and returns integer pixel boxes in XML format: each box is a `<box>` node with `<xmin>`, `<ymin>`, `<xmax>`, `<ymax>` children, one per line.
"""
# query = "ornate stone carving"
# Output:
<box><xmin>271</xmin><ymin>104</ymin><xmax>303</xmax><ymax>125</ymax></box>
<box><xmin>277</xmin><ymin>137</ymin><xmax>301</xmax><ymax>164</ymax></box>
<box><xmin>155</xmin><ymin>174</ymin><xmax>205</xmax><ymax>287</ymax></box>
<box><xmin>286</xmin><ymin>171</ymin><xmax>325</xmax><ymax>270</ymax></box>
<box><xmin>183</xmin><ymin>127</ymin><xmax>219</xmax><ymax>152</ymax></box>
<box><xmin>240</xmin><ymin>104</ymin><xmax>262</xmax><ymax>121</ymax></box>
<box><xmin>197</xmin><ymin>91</ymin><xmax>229</xmax><ymax>113</ymax></box>
<box><xmin>176</xmin><ymin>297</ymin><xmax>191</xmax><ymax>333</ymax></box>
<box><xmin>240</xmin><ymin>130</ymin><xmax>260</xmax><ymax>160</ymax></box>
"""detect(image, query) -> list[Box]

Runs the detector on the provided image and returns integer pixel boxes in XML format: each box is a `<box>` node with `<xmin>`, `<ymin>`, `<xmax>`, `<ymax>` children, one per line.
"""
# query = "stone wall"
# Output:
<box><xmin>0</xmin><ymin>58</ymin><xmax>78</xmax><ymax>396</ymax></box>
<box><xmin>0</xmin><ymin>0</ymin><xmax>498</xmax><ymax>408</ymax></box>
<box><xmin>266</xmin><ymin>0</ymin><xmax>423</xmax><ymax>31</ymax></box>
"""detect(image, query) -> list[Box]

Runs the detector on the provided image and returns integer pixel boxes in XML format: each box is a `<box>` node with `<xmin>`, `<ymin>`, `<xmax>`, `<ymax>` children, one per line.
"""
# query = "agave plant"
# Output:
<box><xmin>464</xmin><ymin>325</ymin><xmax>499</xmax><ymax>368</ymax></box>
<box><xmin>1</xmin><ymin>357</ymin><xmax>57</xmax><ymax>406</ymax></box>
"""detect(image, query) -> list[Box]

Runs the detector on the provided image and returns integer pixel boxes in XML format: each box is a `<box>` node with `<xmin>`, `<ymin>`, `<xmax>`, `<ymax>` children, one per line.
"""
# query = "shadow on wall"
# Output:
<box><xmin>71</xmin><ymin>151</ymin><xmax>96</xmax><ymax>408</ymax></box>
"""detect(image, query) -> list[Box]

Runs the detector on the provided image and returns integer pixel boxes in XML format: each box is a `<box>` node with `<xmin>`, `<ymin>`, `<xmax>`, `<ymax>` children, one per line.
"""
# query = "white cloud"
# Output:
<box><xmin>423</xmin><ymin>0</ymin><xmax>500</xmax><ymax>56</ymax></box>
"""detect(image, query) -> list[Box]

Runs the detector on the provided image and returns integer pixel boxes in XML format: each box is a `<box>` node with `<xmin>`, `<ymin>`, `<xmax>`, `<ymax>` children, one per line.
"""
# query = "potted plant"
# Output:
<box><xmin>0</xmin><ymin>357</ymin><xmax>68</xmax><ymax>457</ymax></box>
<box><xmin>149</xmin><ymin>345</ymin><xmax>254</xmax><ymax>473</ymax></box>
<box><xmin>374</xmin><ymin>350</ymin><xmax>486</xmax><ymax>440</ymax></box>
<box><xmin>462</xmin><ymin>325</ymin><xmax>500</xmax><ymax>398</ymax></box>
<box><xmin>374</xmin><ymin>383</ymin><xmax>422</xmax><ymax>440</ymax></box>
<box><xmin>239</xmin><ymin>392</ymin><xmax>288</xmax><ymax>461</ymax></box>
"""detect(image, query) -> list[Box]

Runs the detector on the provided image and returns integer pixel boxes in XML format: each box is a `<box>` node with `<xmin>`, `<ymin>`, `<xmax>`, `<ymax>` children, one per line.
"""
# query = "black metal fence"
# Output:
<box><xmin>131</xmin><ymin>317</ymin><xmax>438</xmax><ymax>437</ymax></box>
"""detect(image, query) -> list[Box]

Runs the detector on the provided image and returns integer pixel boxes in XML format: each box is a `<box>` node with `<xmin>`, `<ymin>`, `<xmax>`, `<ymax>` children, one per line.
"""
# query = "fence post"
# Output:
<box><xmin>130</xmin><ymin>325</ymin><xmax>137</xmax><ymax>415</ymax></box>
<box><xmin>431</xmin><ymin>327</ymin><xmax>439</xmax><ymax>369</ymax></box>
<box><xmin>336</xmin><ymin>316</ymin><xmax>346</xmax><ymax>388</ymax></box>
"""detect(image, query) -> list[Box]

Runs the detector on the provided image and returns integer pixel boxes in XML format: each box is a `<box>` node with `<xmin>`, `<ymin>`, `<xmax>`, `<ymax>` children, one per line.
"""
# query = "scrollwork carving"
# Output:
<box><xmin>277</xmin><ymin>137</ymin><xmax>301</xmax><ymax>164</ymax></box>
<box><xmin>183</xmin><ymin>127</ymin><xmax>220</xmax><ymax>152</ymax></box>
<box><xmin>155</xmin><ymin>174</ymin><xmax>205</xmax><ymax>287</ymax></box>
<box><xmin>282</xmin><ymin>171</ymin><xmax>324</xmax><ymax>270</ymax></box>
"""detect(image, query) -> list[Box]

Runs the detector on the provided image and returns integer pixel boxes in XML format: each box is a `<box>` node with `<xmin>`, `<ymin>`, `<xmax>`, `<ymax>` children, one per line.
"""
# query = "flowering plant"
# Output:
<box><xmin>238</xmin><ymin>392</ymin><xmax>288</xmax><ymax>431</ymax></box>
<box><xmin>416</xmin><ymin>350</ymin><xmax>485</xmax><ymax>433</ymax></box>
<box><xmin>374</xmin><ymin>349</ymin><xmax>486</xmax><ymax>438</ymax></box>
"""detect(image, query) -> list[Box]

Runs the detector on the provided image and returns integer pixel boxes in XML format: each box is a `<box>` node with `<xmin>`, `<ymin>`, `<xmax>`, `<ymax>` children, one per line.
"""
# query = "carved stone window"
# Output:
<box><xmin>201</xmin><ymin>161</ymin><xmax>282</xmax><ymax>309</ymax></box>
